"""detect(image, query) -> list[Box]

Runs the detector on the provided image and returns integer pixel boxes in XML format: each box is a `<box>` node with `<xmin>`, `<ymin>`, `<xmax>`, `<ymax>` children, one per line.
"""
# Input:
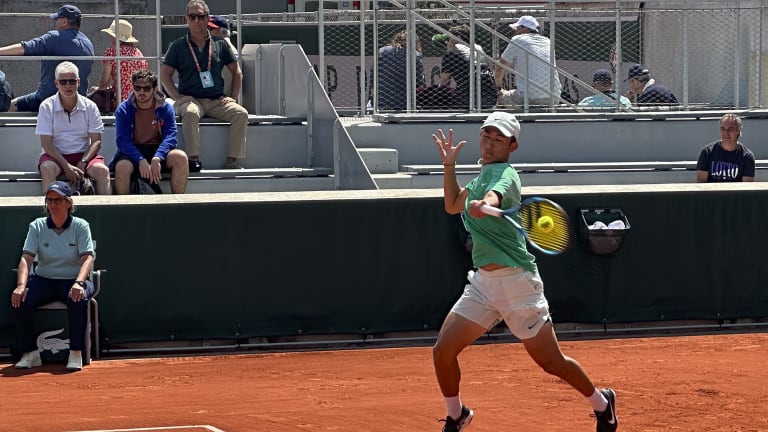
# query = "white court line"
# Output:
<box><xmin>69</xmin><ymin>426</ymin><xmax>225</xmax><ymax>432</ymax></box>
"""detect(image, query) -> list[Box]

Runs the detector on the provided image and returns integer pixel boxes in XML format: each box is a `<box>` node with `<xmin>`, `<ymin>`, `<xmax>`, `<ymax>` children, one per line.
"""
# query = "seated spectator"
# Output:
<box><xmin>111</xmin><ymin>70</ymin><xmax>189</xmax><ymax>194</ymax></box>
<box><xmin>207</xmin><ymin>15</ymin><xmax>237</xmax><ymax>97</ymax></box>
<box><xmin>578</xmin><ymin>69</ymin><xmax>631</xmax><ymax>108</ymax></box>
<box><xmin>375</xmin><ymin>30</ymin><xmax>425</xmax><ymax>111</ymax></box>
<box><xmin>0</xmin><ymin>4</ymin><xmax>93</xmax><ymax>112</ymax></box>
<box><xmin>624</xmin><ymin>64</ymin><xmax>678</xmax><ymax>105</ymax></box>
<box><xmin>11</xmin><ymin>180</ymin><xmax>96</xmax><ymax>372</ymax></box>
<box><xmin>36</xmin><ymin>62</ymin><xmax>110</xmax><ymax>195</ymax></box>
<box><xmin>161</xmin><ymin>0</ymin><xmax>249</xmax><ymax>170</ymax></box>
<box><xmin>438</xmin><ymin>24</ymin><xmax>497</xmax><ymax>110</ymax></box>
<box><xmin>91</xmin><ymin>19</ymin><xmax>149</xmax><ymax>108</ymax></box>
<box><xmin>0</xmin><ymin>69</ymin><xmax>12</xmax><ymax>112</ymax></box>
<box><xmin>495</xmin><ymin>15</ymin><xmax>562</xmax><ymax>107</ymax></box>
<box><xmin>696</xmin><ymin>113</ymin><xmax>755</xmax><ymax>182</ymax></box>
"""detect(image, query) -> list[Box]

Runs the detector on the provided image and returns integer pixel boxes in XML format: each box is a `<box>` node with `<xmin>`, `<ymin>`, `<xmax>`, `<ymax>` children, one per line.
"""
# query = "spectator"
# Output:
<box><xmin>0</xmin><ymin>69</ymin><xmax>12</xmax><ymax>112</ymax></box>
<box><xmin>91</xmin><ymin>19</ymin><xmax>149</xmax><ymax>108</ymax></box>
<box><xmin>578</xmin><ymin>69</ymin><xmax>631</xmax><ymax>108</ymax></box>
<box><xmin>0</xmin><ymin>4</ymin><xmax>93</xmax><ymax>112</ymax></box>
<box><xmin>375</xmin><ymin>30</ymin><xmax>425</xmax><ymax>111</ymax></box>
<box><xmin>431</xmin><ymin>112</ymin><xmax>617</xmax><ymax>432</ymax></box>
<box><xmin>36</xmin><ymin>61</ymin><xmax>110</xmax><ymax>195</ymax></box>
<box><xmin>696</xmin><ymin>113</ymin><xmax>755</xmax><ymax>182</ymax></box>
<box><xmin>161</xmin><ymin>0</ymin><xmax>249</xmax><ymax>171</ymax></box>
<box><xmin>624</xmin><ymin>64</ymin><xmax>678</xmax><ymax>105</ymax></box>
<box><xmin>438</xmin><ymin>24</ymin><xmax>497</xmax><ymax>110</ymax></box>
<box><xmin>11</xmin><ymin>180</ymin><xmax>96</xmax><ymax>372</ymax></box>
<box><xmin>496</xmin><ymin>15</ymin><xmax>562</xmax><ymax>107</ymax></box>
<box><xmin>207</xmin><ymin>15</ymin><xmax>237</xmax><ymax>97</ymax></box>
<box><xmin>111</xmin><ymin>70</ymin><xmax>189</xmax><ymax>194</ymax></box>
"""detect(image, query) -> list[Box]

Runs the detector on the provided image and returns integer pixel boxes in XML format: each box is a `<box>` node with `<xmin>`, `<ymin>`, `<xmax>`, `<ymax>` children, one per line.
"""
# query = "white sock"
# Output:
<box><xmin>587</xmin><ymin>388</ymin><xmax>608</xmax><ymax>412</ymax></box>
<box><xmin>444</xmin><ymin>395</ymin><xmax>462</xmax><ymax>420</ymax></box>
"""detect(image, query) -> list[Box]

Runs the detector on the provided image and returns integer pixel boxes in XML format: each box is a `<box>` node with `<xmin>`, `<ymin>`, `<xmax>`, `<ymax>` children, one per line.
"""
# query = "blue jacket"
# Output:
<box><xmin>112</xmin><ymin>92</ymin><xmax>178</xmax><ymax>165</ymax></box>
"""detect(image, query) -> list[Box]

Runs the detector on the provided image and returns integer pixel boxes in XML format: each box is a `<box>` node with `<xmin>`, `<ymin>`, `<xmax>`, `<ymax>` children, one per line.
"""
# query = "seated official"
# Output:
<box><xmin>110</xmin><ymin>69</ymin><xmax>188</xmax><ymax>194</ymax></box>
<box><xmin>11</xmin><ymin>181</ymin><xmax>95</xmax><ymax>372</ymax></box>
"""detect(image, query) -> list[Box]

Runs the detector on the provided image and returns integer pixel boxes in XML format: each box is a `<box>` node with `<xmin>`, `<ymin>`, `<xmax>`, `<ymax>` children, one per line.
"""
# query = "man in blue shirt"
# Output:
<box><xmin>624</xmin><ymin>64</ymin><xmax>678</xmax><ymax>106</ymax></box>
<box><xmin>0</xmin><ymin>5</ymin><xmax>94</xmax><ymax>112</ymax></box>
<box><xmin>579</xmin><ymin>69</ymin><xmax>631</xmax><ymax>108</ymax></box>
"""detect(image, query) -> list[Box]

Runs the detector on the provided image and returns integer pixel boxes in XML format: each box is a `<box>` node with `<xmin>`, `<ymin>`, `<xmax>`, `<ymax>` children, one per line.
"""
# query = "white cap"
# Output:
<box><xmin>510</xmin><ymin>15</ymin><xmax>539</xmax><ymax>31</ymax></box>
<box><xmin>480</xmin><ymin>112</ymin><xmax>521</xmax><ymax>139</ymax></box>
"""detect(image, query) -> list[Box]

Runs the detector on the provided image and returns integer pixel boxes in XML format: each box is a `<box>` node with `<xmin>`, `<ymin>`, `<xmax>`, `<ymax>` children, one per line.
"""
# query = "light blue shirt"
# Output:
<box><xmin>578</xmin><ymin>91</ymin><xmax>631</xmax><ymax>107</ymax></box>
<box><xmin>22</xmin><ymin>216</ymin><xmax>94</xmax><ymax>279</ymax></box>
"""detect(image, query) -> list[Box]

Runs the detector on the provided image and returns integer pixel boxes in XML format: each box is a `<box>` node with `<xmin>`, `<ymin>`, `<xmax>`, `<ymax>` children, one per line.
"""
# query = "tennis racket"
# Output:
<box><xmin>480</xmin><ymin>197</ymin><xmax>571</xmax><ymax>255</ymax></box>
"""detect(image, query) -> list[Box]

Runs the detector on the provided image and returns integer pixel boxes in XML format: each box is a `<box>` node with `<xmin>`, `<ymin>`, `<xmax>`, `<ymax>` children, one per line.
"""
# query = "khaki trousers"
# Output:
<box><xmin>174</xmin><ymin>97</ymin><xmax>248</xmax><ymax>159</ymax></box>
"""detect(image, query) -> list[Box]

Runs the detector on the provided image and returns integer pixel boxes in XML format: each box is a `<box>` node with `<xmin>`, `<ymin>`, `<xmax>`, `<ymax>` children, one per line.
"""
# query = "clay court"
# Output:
<box><xmin>1</xmin><ymin>331</ymin><xmax>766</xmax><ymax>432</ymax></box>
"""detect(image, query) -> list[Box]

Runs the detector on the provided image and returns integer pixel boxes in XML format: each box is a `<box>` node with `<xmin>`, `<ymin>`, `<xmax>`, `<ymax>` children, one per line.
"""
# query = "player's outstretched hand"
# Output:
<box><xmin>432</xmin><ymin>128</ymin><xmax>465</xmax><ymax>165</ymax></box>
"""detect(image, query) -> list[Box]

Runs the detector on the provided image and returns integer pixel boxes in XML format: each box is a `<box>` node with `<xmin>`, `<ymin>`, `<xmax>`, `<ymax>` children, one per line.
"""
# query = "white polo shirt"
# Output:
<box><xmin>35</xmin><ymin>93</ymin><xmax>104</xmax><ymax>155</ymax></box>
<box><xmin>501</xmin><ymin>33</ymin><xmax>562</xmax><ymax>100</ymax></box>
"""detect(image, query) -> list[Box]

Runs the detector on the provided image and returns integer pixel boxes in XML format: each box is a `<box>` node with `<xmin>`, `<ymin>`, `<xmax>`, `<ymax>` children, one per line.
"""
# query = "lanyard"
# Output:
<box><xmin>186</xmin><ymin>33</ymin><xmax>213</xmax><ymax>73</ymax></box>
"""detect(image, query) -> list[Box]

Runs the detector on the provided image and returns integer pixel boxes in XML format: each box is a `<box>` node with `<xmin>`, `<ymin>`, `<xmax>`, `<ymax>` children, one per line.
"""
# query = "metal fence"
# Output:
<box><xmin>2</xmin><ymin>1</ymin><xmax>766</xmax><ymax>115</ymax></box>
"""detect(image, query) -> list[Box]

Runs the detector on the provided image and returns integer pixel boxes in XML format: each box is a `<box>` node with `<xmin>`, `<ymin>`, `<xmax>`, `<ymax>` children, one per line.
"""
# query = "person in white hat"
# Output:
<box><xmin>495</xmin><ymin>15</ymin><xmax>562</xmax><ymax>108</ymax></box>
<box><xmin>431</xmin><ymin>112</ymin><xmax>618</xmax><ymax>432</ymax></box>
<box><xmin>91</xmin><ymin>19</ymin><xmax>149</xmax><ymax>110</ymax></box>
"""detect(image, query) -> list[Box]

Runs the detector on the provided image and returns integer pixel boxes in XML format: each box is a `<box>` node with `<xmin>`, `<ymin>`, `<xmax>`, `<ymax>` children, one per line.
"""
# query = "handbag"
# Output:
<box><xmin>86</xmin><ymin>88</ymin><xmax>115</xmax><ymax>113</ymax></box>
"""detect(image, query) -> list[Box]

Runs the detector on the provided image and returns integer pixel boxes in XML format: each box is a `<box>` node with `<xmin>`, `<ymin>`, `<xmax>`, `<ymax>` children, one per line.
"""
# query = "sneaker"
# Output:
<box><xmin>14</xmin><ymin>351</ymin><xmax>42</xmax><ymax>369</ymax></box>
<box><xmin>66</xmin><ymin>350</ymin><xmax>83</xmax><ymax>371</ymax></box>
<box><xmin>441</xmin><ymin>405</ymin><xmax>473</xmax><ymax>432</ymax></box>
<box><xmin>593</xmin><ymin>388</ymin><xmax>618</xmax><ymax>432</ymax></box>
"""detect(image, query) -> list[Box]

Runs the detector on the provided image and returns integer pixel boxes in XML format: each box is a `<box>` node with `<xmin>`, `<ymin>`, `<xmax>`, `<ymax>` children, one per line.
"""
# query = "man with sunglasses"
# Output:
<box><xmin>161</xmin><ymin>0</ymin><xmax>248</xmax><ymax>171</ymax></box>
<box><xmin>111</xmin><ymin>69</ymin><xmax>189</xmax><ymax>194</ymax></box>
<box><xmin>0</xmin><ymin>4</ymin><xmax>93</xmax><ymax>112</ymax></box>
<box><xmin>35</xmin><ymin>61</ymin><xmax>110</xmax><ymax>195</ymax></box>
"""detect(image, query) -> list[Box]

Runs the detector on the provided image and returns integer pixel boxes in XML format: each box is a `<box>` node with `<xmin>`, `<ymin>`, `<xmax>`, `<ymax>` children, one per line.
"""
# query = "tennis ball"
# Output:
<box><xmin>537</xmin><ymin>216</ymin><xmax>554</xmax><ymax>233</ymax></box>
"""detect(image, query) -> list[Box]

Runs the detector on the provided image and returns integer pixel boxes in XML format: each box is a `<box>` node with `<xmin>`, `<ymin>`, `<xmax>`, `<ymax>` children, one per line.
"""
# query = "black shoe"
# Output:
<box><xmin>188</xmin><ymin>159</ymin><xmax>203</xmax><ymax>172</ymax></box>
<box><xmin>593</xmin><ymin>388</ymin><xmax>618</xmax><ymax>432</ymax></box>
<box><xmin>441</xmin><ymin>405</ymin><xmax>473</xmax><ymax>432</ymax></box>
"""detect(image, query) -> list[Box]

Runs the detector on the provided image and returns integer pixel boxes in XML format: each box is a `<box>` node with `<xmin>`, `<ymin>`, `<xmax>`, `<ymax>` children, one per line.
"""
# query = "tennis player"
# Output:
<box><xmin>431</xmin><ymin>111</ymin><xmax>617</xmax><ymax>432</ymax></box>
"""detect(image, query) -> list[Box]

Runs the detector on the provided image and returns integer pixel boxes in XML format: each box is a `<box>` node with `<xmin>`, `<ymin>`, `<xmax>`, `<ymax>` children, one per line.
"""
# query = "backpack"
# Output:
<box><xmin>130</xmin><ymin>176</ymin><xmax>163</xmax><ymax>195</ymax></box>
<box><xmin>0</xmin><ymin>70</ymin><xmax>11</xmax><ymax>112</ymax></box>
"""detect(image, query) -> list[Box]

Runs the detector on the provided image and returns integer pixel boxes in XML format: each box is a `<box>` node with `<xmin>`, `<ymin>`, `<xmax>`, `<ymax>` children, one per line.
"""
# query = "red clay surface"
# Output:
<box><xmin>1</xmin><ymin>332</ymin><xmax>767</xmax><ymax>432</ymax></box>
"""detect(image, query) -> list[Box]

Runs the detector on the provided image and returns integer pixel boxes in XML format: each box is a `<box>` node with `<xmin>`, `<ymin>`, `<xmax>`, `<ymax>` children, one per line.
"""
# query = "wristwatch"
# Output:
<box><xmin>75</xmin><ymin>280</ymin><xmax>87</xmax><ymax>288</ymax></box>
<box><xmin>80</xmin><ymin>157</ymin><xmax>88</xmax><ymax>164</ymax></box>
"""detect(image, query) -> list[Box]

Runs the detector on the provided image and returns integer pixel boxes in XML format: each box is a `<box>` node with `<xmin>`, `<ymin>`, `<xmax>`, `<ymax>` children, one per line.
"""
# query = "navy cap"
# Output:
<box><xmin>592</xmin><ymin>69</ymin><xmax>613</xmax><ymax>85</ymax></box>
<box><xmin>51</xmin><ymin>4</ymin><xmax>82</xmax><ymax>21</ymax></box>
<box><xmin>208</xmin><ymin>15</ymin><xmax>229</xmax><ymax>30</ymax></box>
<box><xmin>625</xmin><ymin>64</ymin><xmax>649</xmax><ymax>81</ymax></box>
<box><xmin>46</xmin><ymin>181</ymin><xmax>73</xmax><ymax>197</ymax></box>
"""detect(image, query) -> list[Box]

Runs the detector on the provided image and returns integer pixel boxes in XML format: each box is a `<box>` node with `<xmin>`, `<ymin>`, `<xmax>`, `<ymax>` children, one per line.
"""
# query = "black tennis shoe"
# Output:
<box><xmin>441</xmin><ymin>405</ymin><xmax>473</xmax><ymax>432</ymax></box>
<box><xmin>593</xmin><ymin>388</ymin><xmax>618</xmax><ymax>432</ymax></box>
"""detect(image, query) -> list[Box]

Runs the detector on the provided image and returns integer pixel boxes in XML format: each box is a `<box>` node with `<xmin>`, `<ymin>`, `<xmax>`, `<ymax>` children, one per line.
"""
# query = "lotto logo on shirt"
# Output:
<box><xmin>710</xmin><ymin>161</ymin><xmax>740</xmax><ymax>180</ymax></box>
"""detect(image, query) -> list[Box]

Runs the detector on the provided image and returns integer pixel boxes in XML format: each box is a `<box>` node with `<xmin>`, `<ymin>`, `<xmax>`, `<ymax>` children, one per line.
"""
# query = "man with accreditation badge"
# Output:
<box><xmin>161</xmin><ymin>0</ymin><xmax>248</xmax><ymax>171</ymax></box>
<box><xmin>431</xmin><ymin>111</ymin><xmax>618</xmax><ymax>432</ymax></box>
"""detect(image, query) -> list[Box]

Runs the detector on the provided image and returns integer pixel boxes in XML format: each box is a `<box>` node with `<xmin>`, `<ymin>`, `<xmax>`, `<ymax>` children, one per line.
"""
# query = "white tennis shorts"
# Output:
<box><xmin>451</xmin><ymin>267</ymin><xmax>551</xmax><ymax>340</ymax></box>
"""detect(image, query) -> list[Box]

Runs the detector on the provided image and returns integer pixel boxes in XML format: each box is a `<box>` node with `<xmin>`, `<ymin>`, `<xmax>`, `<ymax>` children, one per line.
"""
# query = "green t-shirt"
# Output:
<box><xmin>463</xmin><ymin>162</ymin><xmax>537</xmax><ymax>273</ymax></box>
<box><xmin>22</xmin><ymin>216</ymin><xmax>94</xmax><ymax>279</ymax></box>
<box><xmin>163</xmin><ymin>33</ymin><xmax>236</xmax><ymax>99</ymax></box>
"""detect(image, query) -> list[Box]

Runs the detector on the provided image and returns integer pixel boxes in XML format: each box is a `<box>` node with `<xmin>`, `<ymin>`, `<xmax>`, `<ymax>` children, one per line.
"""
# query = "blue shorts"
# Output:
<box><xmin>13</xmin><ymin>92</ymin><xmax>44</xmax><ymax>112</ymax></box>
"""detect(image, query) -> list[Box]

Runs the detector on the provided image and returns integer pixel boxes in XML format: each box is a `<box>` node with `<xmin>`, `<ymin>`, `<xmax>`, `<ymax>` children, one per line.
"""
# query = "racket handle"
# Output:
<box><xmin>479</xmin><ymin>204</ymin><xmax>503</xmax><ymax>217</ymax></box>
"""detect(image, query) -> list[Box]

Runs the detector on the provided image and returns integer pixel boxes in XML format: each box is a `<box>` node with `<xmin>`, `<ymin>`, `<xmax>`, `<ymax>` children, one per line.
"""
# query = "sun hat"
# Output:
<box><xmin>101</xmin><ymin>19</ymin><xmax>139</xmax><ymax>43</ymax></box>
<box><xmin>480</xmin><ymin>112</ymin><xmax>521</xmax><ymax>139</ymax></box>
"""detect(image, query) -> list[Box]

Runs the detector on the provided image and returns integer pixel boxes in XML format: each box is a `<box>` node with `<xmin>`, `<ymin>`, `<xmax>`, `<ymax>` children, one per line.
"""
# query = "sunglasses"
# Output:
<box><xmin>45</xmin><ymin>197</ymin><xmax>66</xmax><ymax>204</ymax></box>
<box><xmin>57</xmin><ymin>79</ymin><xmax>78</xmax><ymax>86</ymax></box>
<box><xmin>187</xmin><ymin>13</ymin><xmax>209</xmax><ymax>21</ymax></box>
<box><xmin>133</xmin><ymin>84</ymin><xmax>154</xmax><ymax>92</ymax></box>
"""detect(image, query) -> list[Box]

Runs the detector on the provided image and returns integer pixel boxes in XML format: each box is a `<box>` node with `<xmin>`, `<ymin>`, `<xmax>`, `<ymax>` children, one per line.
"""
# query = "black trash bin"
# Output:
<box><xmin>579</xmin><ymin>208</ymin><xmax>631</xmax><ymax>255</ymax></box>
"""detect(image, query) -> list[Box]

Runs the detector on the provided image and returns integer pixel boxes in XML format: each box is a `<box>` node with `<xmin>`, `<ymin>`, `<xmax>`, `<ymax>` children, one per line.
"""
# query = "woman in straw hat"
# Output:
<box><xmin>91</xmin><ymin>19</ymin><xmax>148</xmax><ymax>109</ymax></box>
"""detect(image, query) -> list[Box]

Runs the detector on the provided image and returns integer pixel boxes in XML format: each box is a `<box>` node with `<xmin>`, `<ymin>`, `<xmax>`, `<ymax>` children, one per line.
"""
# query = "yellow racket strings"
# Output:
<box><xmin>520</xmin><ymin>201</ymin><xmax>571</xmax><ymax>253</ymax></box>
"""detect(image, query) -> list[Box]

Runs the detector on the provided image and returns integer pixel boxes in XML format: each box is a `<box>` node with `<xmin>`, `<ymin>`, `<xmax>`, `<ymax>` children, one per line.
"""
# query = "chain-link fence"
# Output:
<box><xmin>297</xmin><ymin>0</ymin><xmax>768</xmax><ymax>114</ymax></box>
